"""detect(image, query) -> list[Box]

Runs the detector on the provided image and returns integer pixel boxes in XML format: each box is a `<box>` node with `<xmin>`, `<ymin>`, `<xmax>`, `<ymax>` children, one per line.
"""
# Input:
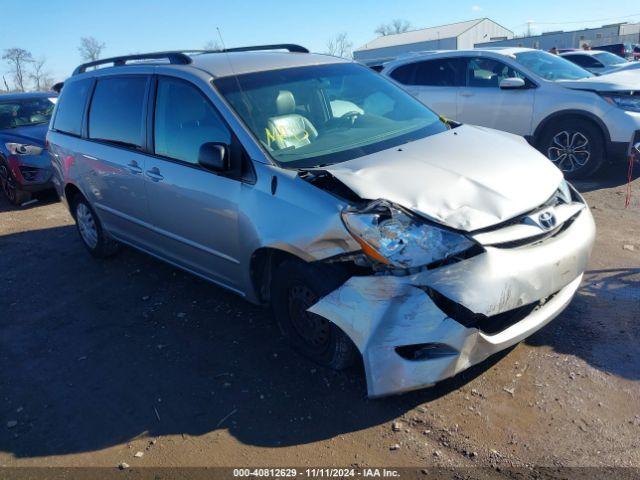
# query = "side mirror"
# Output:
<box><xmin>198</xmin><ymin>142</ymin><xmax>229</xmax><ymax>172</ymax></box>
<box><xmin>499</xmin><ymin>77</ymin><xmax>526</xmax><ymax>90</ymax></box>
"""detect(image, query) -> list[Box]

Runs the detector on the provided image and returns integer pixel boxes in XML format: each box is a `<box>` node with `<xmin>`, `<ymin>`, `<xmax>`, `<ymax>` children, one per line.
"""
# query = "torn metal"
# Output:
<box><xmin>310</xmin><ymin>202</ymin><xmax>595</xmax><ymax>397</ymax></box>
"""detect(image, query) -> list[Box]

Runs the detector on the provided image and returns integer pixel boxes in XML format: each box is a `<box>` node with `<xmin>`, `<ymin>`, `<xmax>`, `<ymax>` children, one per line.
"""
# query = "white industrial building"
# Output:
<box><xmin>353</xmin><ymin>18</ymin><xmax>514</xmax><ymax>65</ymax></box>
<box><xmin>475</xmin><ymin>22</ymin><xmax>640</xmax><ymax>50</ymax></box>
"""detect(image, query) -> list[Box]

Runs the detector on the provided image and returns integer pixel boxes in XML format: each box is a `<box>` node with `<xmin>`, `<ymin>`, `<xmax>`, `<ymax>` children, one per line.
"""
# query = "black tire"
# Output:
<box><xmin>71</xmin><ymin>194</ymin><xmax>120</xmax><ymax>258</ymax></box>
<box><xmin>0</xmin><ymin>163</ymin><xmax>31</xmax><ymax>206</ymax></box>
<box><xmin>537</xmin><ymin>119</ymin><xmax>605</xmax><ymax>179</ymax></box>
<box><xmin>271</xmin><ymin>259</ymin><xmax>358</xmax><ymax>370</ymax></box>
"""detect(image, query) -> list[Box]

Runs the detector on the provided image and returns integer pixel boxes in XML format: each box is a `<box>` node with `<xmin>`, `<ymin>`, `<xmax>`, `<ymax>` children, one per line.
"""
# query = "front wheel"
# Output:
<box><xmin>538</xmin><ymin>120</ymin><xmax>605</xmax><ymax>179</ymax></box>
<box><xmin>271</xmin><ymin>259</ymin><xmax>358</xmax><ymax>370</ymax></box>
<box><xmin>0</xmin><ymin>164</ymin><xmax>30</xmax><ymax>206</ymax></box>
<box><xmin>72</xmin><ymin>195</ymin><xmax>120</xmax><ymax>258</ymax></box>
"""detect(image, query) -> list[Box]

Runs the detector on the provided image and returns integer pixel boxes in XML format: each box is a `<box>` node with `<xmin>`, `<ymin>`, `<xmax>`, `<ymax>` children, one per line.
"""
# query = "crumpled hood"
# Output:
<box><xmin>324</xmin><ymin>125</ymin><xmax>562</xmax><ymax>231</ymax></box>
<box><xmin>0</xmin><ymin>124</ymin><xmax>48</xmax><ymax>147</ymax></box>
<box><xmin>558</xmin><ymin>69</ymin><xmax>640</xmax><ymax>91</ymax></box>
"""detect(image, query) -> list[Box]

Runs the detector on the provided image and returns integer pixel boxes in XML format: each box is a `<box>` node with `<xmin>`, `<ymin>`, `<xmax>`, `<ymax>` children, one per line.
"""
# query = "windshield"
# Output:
<box><xmin>514</xmin><ymin>51</ymin><xmax>594</xmax><ymax>81</ymax></box>
<box><xmin>0</xmin><ymin>97</ymin><xmax>56</xmax><ymax>130</ymax></box>
<box><xmin>214</xmin><ymin>63</ymin><xmax>447</xmax><ymax>168</ymax></box>
<box><xmin>593</xmin><ymin>51</ymin><xmax>628</xmax><ymax>66</ymax></box>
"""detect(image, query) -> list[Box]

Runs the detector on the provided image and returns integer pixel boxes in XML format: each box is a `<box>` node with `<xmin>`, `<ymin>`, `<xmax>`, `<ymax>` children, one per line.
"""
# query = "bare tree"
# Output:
<box><xmin>2</xmin><ymin>75</ymin><xmax>10</xmax><ymax>92</ymax></box>
<box><xmin>325</xmin><ymin>32</ymin><xmax>353</xmax><ymax>59</ymax></box>
<box><xmin>29</xmin><ymin>57</ymin><xmax>53</xmax><ymax>91</ymax></box>
<box><xmin>2</xmin><ymin>48</ymin><xmax>34</xmax><ymax>92</ymax></box>
<box><xmin>78</xmin><ymin>36</ymin><xmax>105</xmax><ymax>62</ymax></box>
<box><xmin>203</xmin><ymin>40</ymin><xmax>221</xmax><ymax>51</ymax></box>
<box><xmin>375</xmin><ymin>19</ymin><xmax>412</xmax><ymax>36</ymax></box>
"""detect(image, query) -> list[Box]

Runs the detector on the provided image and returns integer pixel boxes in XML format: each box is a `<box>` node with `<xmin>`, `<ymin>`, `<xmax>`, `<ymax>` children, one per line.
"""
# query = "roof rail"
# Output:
<box><xmin>72</xmin><ymin>51</ymin><xmax>192</xmax><ymax>76</ymax></box>
<box><xmin>221</xmin><ymin>44</ymin><xmax>309</xmax><ymax>53</ymax></box>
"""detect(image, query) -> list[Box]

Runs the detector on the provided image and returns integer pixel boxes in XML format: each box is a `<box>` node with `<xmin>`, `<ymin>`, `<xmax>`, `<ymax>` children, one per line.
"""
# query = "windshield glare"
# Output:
<box><xmin>0</xmin><ymin>97</ymin><xmax>56</xmax><ymax>129</ymax></box>
<box><xmin>214</xmin><ymin>63</ymin><xmax>447</xmax><ymax>168</ymax></box>
<box><xmin>515</xmin><ymin>51</ymin><xmax>594</xmax><ymax>81</ymax></box>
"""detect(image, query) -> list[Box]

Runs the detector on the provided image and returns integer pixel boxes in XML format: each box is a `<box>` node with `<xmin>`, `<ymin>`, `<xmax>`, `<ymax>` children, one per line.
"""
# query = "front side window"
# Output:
<box><xmin>214</xmin><ymin>63</ymin><xmax>447</xmax><ymax>168</ymax></box>
<box><xmin>593</xmin><ymin>51</ymin><xmax>628</xmax><ymax>66</ymax></box>
<box><xmin>53</xmin><ymin>79</ymin><xmax>92</xmax><ymax>136</ymax></box>
<box><xmin>564</xmin><ymin>55</ymin><xmax>601</xmax><ymax>68</ymax></box>
<box><xmin>0</xmin><ymin>97</ymin><xmax>56</xmax><ymax>130</ymax></box>
<box><xmin>88</xmin><ymin>76</ymin><xmax>148</xmax><ymax>148</ymax></box>
<box><xmin>466</xmin><ymin>57</ymin><xmax>526</xmax><ymax>88</ymax></box>
<box><xmin>514</xmin><ymin>50</ymin><xmax>593</xmax><ymax>81</ymax></box>
<box><xmin>154</xmin><ymin>77</ymin><xmax>230</xmax><ymax>165</ymax></box>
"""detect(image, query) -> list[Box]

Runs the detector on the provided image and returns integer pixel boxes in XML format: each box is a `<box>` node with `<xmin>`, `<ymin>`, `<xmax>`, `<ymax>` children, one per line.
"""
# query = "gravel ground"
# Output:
<box><xmin>0</xmin><ymin>168</ymin><xmax>638</xmax><ymax>475</ymax></box>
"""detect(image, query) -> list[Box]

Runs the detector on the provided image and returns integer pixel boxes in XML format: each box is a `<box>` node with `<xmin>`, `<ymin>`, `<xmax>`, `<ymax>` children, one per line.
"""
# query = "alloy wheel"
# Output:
<box><xmin>547</xmin><ymin>130</ymin><xmax>591</xmax><ymax>173</ymax></box>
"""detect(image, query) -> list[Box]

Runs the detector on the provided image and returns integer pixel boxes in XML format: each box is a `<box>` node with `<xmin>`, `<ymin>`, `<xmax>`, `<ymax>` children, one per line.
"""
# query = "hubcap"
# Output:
<box><xmin>76</xmin><ymin>203</ymin><xmax>98</xmax><ymax>249</ymax></box>
<box><xmin>288</xmin><ymin>284</ymin><xmax>331</xmax><ymax>352</ymax></box>
<box><xmin>547</xmin><ymin>131</ymin><xmax>591</xmax><ymax>173</ymax></box>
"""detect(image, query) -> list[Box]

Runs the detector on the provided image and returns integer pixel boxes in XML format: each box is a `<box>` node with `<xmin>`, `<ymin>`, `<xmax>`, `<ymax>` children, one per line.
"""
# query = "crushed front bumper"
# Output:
<box><xmin>310</xmin><ymin>206</ymin><xmax>595</xmax><ymax>397</ymax></box>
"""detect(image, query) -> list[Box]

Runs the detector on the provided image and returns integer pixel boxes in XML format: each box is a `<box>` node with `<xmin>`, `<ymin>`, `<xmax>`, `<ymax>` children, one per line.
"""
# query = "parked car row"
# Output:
<box><xmin>0</xmin><ymin>92</ymin><xmax>57</xmax><ymax>204</ymax></box>
<box><xmin>42</xmin><ymin>45</ymin><xmax>598</xmax><ymax>396</ymax></box>
<box><xmin>381</xmin><ymin>47</ymin><xmax>640</xmax><ymax>179</ymax></box>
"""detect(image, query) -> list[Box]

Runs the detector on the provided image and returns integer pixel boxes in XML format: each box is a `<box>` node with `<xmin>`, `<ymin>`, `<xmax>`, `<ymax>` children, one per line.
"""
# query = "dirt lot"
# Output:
<box><xmin>0</xmin><ymin>168</ymin><xmax>638</xmax><ymax>475</ymax></box>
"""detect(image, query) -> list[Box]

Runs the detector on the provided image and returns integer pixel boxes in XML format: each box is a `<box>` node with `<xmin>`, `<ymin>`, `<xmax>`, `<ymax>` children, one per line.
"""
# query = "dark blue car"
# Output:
<box><xmin>0</xmin><ymin>92</ymin><xmax>57</xmax><ymax>205</ymax></box>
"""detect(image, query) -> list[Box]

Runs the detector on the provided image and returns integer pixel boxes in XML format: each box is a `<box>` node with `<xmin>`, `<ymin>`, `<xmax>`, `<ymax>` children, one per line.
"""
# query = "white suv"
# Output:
<box><xmin>382</xmin><ymin>47</ymin><xmax>640</xmax><ymax>178</ymax></box>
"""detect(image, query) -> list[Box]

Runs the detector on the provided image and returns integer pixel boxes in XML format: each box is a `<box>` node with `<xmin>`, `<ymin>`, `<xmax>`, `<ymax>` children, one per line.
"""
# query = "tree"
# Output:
<box><xmin>326</xmin><ymin>32</ymin><xmax>353</xmax><ymax>59</ymax></box>
<box><xmin>78</xmin><ymin>36</ymin><xmax>105</xmax><ymax>62</ymax></box>
<box><xmin>29</xmin><ymin>57</ymin><xmax>53</xmax><ymax>91</ymax></box>
<box><xmin>203</xmin><ymin>40</ymin><xmax>221</xmax><ymax>51</ymax></box>
<box><xmin>2</xmin><ymin>48</ymin><xmax>34</xmax><ymax>92</ymax></box>
<box><xmin>375</xmin><ymin>19</ymin><xmax>412</xmax><ymax>36</ymax></box>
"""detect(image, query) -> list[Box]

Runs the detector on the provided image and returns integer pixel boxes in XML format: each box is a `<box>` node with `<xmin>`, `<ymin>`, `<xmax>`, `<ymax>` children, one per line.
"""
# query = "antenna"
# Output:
<box><xmin>216</xmin><ymin>27</ymin><xmax>258</xmax><ymax>135</ymax></box>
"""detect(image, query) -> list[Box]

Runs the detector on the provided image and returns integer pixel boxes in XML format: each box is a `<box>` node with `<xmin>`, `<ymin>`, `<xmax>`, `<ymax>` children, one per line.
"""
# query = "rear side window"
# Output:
<box><xmin>391</xmin><ymin>59</ymin><xmax>464</xmax><ymax>87</ymax></box>
<box><xmin>53</xmin><ymin>79</ymin><xmax>92</xmax><ymax>136</ymax></box>
<box><xmin>564</xmin><ymin>55</ymin><xmax>601</xmax><ymax>68</ymax></box>
<box><xmin>153</xmin><ymin>77</ymin><xmax>230</xmax><ymax>165</ymax></box>
<box><xmin>88</xmin><ymin>76</ymin><xmax>148</xmax><ymax>148</ymax></box>
<box><xmin>415</xmin><ymin>59</ymin><xmax>464</xmax><ymax>86</ymax></box>
<box><xmin>389</xmin><ymin>63</ymin><xmax>416</xmax><ymax>84</ymax></box>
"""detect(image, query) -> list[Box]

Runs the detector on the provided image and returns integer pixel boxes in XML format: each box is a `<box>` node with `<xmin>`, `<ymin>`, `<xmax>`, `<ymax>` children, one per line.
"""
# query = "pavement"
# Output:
<box><xmin>0</xmin><ymin>167</ymin><xmax>638</xmax><ymax>475</ymax></box>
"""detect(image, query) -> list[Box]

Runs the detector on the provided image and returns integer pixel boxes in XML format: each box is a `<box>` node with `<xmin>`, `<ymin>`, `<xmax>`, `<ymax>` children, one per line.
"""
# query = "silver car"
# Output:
<box><xmin>49</xmin><ymin>46</ymin><xmax>595</xmax><ymax>397</ymax></box>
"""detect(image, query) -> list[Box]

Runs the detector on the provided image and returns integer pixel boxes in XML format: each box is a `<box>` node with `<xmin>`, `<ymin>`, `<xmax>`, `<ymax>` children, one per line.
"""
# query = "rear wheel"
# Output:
<box><xmin>0</xmin><ymin>163</ymin><xmax>31</xmax><ymax>206</ymax></box>
<box><xmin>72</xmin><ymin>195</ymin><xmax>120</xmax><ymax>258</ymax></box>
<box><xmin>272</xmin><ymin>259</ymin><xmax>358</xmax><ymax>370</ymax></box>
<box><xmin>538</xmin><ymin>119</ymin><xmax>605</xmax><ymax>179</ymax></box>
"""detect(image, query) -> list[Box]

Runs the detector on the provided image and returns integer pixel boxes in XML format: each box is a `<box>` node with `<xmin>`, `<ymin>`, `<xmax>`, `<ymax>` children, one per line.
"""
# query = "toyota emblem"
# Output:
<box><xmin>538</xmin><ymin>211</ymin><xmax>557</xmax><ymax>230</ymax></box>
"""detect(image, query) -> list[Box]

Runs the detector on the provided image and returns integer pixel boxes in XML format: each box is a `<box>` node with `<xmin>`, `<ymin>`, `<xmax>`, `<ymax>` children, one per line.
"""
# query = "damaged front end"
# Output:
<box><xmin>307</xmin><ymin>184</ymin><xmax>595</xmax><ymax>397</ymax></box>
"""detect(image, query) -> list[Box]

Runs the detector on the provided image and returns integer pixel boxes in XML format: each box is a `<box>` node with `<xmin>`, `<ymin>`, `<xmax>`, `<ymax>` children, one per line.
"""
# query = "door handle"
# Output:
<box><xmin>126</xmin><ymin>161</ymin><xmax>143</xmax><ymax>174</ymax></box>
<box><xmin>460</xmin><ymin>91</ymin><xmax>474</xmax><ymax>97</ymax></box>
<box><xmin>146</xmin><ymin>167</ymin><xmax>164</xmax><ymax>182</ymax></box>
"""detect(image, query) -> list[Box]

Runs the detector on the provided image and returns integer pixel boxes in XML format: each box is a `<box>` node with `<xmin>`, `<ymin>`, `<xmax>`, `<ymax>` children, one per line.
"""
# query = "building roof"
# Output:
<box><xmin>355</xmin><ymin>18</ymin><xmax>487</xmax><ymax>52</ymax></box>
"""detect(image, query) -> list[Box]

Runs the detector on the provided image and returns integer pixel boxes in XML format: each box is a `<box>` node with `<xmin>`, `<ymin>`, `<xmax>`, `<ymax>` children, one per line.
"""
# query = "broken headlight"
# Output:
<box><xmin>341</xmin><ymin>200</ymin><xmax>476</xmax><ymax>269</ymax></box>
<box><xmin>5</xmin><ymin>142</ymin><xmax>43</xmax><ymax>156</ymax></box>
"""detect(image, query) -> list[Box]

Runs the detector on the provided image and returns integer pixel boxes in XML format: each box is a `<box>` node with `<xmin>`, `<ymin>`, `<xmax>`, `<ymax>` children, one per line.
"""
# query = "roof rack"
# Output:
<box><xmin>72</xmin><ymin>51</ymin><xmax>192</xmax><ymax>75</ymax></box>
<box><xmin>221</xmin><ymin>44</ymin><xmax>309</xmax><ymax>53</ymax></box>
<box><xmin>71</xmin><ymin>44</ymin><xmax>309</xmax><ymax>76</ymax></box>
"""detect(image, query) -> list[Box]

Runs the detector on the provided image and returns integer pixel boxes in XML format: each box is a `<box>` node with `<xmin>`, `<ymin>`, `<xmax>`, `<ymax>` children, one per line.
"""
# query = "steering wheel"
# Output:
<box><xmin>340</xmin><ymin>110</ymin><xmax>363</xmax><ymax>125</ymax></box>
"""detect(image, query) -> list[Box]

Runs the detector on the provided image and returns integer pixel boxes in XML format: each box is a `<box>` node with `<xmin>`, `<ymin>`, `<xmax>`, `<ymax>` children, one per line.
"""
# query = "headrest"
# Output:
<box><xmin>276</xmin><ymin>90</ymin><xmax>296</xmax><ymax>115</ymax></box>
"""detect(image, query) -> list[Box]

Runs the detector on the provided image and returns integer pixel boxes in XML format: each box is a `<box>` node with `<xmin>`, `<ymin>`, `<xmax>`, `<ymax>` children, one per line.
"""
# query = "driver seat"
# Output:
<box><xmin>266</xmin><ymin>91</ymin><xmax>318</xmax><ymax>149</ymax></box>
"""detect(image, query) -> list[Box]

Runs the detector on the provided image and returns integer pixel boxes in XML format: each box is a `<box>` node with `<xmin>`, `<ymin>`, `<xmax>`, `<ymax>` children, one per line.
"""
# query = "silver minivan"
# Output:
<box><xmin>49</xmin><ymin>46</ymin><xmax>595</xmax><ymax>397</ymax></box>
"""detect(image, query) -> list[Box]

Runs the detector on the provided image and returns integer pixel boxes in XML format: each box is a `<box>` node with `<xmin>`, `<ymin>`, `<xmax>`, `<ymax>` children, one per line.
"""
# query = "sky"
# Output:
<box><xmin>2</xmin><ymin>0</ymin><xmax>640</xmax><ymax>87</ymax></box>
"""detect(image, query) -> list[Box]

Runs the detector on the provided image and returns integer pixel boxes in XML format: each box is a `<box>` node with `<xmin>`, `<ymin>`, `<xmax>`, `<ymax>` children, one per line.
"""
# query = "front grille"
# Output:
<box><xmin>421</xmin><ymin>286</ymin><xmax>557</xmax><ymax>335</ymax></box>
